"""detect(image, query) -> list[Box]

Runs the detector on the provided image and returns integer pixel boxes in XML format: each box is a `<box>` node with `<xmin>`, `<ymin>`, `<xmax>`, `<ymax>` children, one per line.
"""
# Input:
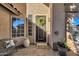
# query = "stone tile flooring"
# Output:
<box><xmin>12</xmin><ymin>45</ymin><xmax>58</xmax><ymax>56</ymax></box>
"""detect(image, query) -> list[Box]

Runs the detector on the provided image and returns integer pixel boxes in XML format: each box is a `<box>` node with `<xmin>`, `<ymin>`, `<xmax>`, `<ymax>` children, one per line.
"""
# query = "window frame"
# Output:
<box><xmin>11</xmin><ymin>16</ymin><xmax>25</xmax><ymax>38</ymax></box>
<box><xmin>28</xmin><ymin>15</ymin><xmax>33</xmax><ymax>36</ymax></box>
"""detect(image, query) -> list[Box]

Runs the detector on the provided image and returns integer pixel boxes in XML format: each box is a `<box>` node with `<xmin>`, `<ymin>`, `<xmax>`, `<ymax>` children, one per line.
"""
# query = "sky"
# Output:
<box><xmin>12</xmin><ymin>16</ymin><xmax>79</xmax><ymax>28</ymax></box>
<box><xmin>13</xmin><ymin>18</ymin><xmax>24</xmax><ymax>29</ymax></box>
<box><xmin>72</xmin><ymin>17</ymin><xmax>79</xmax><ymax>26</ymax></box>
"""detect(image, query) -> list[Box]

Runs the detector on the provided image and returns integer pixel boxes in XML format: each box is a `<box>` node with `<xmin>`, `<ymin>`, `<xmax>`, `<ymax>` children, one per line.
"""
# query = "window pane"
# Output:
<box><xmin>12</xmin><ymin>17</ymin><xmax>24</xmax><ymax>37</ymax></box>
<box><xmin>20</xmin><ymin>24</ymin><xmax>24</xmax><ymax>29</ymax></box>
<box><xmin>12</xmin><ymin>33</ymin><xmax>16</xmax><ymax>37</ymax></box>
<box><xmin>12</xmin><ymin>29</ymin><xmax>16</xmax><ymax>33</ymax></box>
<box><xmin>28</xmin><ymin>29</ymin><xmax>32</xmax><ymax>32</ymax></box>
<box><xmin>17</xmin><ymin>29</ymin><xmax>20</xmax><ymax>33</ymax></box>
<box><xmin>28</xmin><ymin>15</ymin><xmax>32</xmax><ymax>36</ymax></box>
<box><xmin>28</xmin><ymin>22</ymin><xmax>32</xmax><ymax>25</ymax></box>
<box><xmin>17</xmin><ymin>33</ymin><xmax>20</xmax><ymax>37</ymax></box>
<box><xmin>28</xmin><ymin>32</ymin><xmax>32</xmax><ymax>36</ymax></box>
<box><xmin>20</xmin><ymin>30</ymin><xmax>24</xmax><ymax>33</ymax></box>
<box><xmin>21</xmin><ymin>34</ymin><xmax>24</xmax><ymax>36</ymax></box>
<box><xmin>28</xmin><ymin>15</ymin><xmax>32</xmax><ymax>21</ymax></box>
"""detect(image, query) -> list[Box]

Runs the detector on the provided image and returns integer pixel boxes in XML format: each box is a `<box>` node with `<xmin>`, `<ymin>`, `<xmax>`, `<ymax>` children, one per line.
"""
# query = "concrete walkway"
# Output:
<box><xmin>12</xmin><ymin>45</ymin><xmax>58</xmax><ymax>56</ymax></box>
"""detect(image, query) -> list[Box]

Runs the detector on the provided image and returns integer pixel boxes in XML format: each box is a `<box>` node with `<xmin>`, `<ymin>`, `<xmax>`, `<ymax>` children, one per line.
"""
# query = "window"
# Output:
<box><xmin>28</xmin><ymin>15</ymin><xmax>32</xmax><ymax>36</ymax></box>
<box><xmin>12</xmin><ymin>17</ymin><xmax>24</xmax><ymax>37</ymax></box>
<box><xmin>66</xmin><ymin>13</ymin><xmax>79</xmax><ymax>40</ymax></box>
<box><xmin>65</xmin><ymin>4</ymin><xmax>79</xmax><ymax>51</ymax></box>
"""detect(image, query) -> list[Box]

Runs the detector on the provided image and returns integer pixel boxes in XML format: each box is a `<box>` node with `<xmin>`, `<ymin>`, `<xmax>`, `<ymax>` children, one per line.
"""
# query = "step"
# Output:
<box><xmin>37</xmin><ymin>43</ymin><xmax>49</xmax><ymax>49</ymax></box>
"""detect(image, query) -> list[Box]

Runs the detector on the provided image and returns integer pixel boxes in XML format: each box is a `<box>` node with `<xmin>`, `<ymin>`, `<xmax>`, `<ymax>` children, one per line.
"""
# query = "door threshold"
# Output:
<box><xmin>36</xmin><ymin>42</ymin><xmax>47</xmax><ymax>46</ymax></box>
<box><xmin>36</xmin><ymin>42</ymin><xmax>48</xmax><ymax>48</ymax></box>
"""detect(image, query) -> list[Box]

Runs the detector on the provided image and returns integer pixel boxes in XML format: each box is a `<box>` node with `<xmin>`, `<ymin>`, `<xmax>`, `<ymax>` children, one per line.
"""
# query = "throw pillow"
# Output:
<box><xmin>4</xmin><ymin>40</ymin><xmax>15</xmax><ymax>48</ymax></box>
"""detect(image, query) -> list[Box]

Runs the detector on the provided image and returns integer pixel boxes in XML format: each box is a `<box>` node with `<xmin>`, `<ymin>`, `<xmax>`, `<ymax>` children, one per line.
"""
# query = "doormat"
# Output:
<box><xmin>37</xmin><ymin>43</ymin><xmax>49</xmax><ymax>49</ymax></box>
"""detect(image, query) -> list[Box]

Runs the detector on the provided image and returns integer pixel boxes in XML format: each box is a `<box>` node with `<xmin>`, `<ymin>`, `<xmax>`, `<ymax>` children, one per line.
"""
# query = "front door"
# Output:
<box><xmin>36</xmin><ymin>16</ymin><xmax>46</xmax><ymax>42</ymax></box>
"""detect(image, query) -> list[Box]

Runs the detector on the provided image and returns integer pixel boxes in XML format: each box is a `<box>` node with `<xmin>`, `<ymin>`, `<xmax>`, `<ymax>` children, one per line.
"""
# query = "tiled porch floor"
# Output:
<box><xmin>12</xmin><ymin>45</ymin><xmax>58</xmax><ymax>56</ymax></box>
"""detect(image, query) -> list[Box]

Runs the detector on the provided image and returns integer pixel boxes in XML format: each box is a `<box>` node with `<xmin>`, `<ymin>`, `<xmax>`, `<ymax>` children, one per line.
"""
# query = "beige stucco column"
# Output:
<box><xmin>48</xmin><ymin>3</ymin><xmax>53</xmax><ymax>48</ymax></box>
<box><xmin>49</xmin><ymin>3</ymin><xmax>65</xmax><ymax>48</ymax></box>
<box><xmin>53</xmin><ymin>3</ymin><xmax>65</xmax><ymax>42</ymax></box>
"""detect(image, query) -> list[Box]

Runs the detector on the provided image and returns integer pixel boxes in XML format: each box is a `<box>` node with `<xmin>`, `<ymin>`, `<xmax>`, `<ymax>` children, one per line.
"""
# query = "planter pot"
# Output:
<box><xmin>23</xmin><ymin>38</ymin><xmax>30</xmax><ymax>48</ymax></box>
<box><xmin>53</xmin><ymin>42</ymin><xmax>58</xmax><ymax>51</ymax></box>
<box><xmin>58</xmin><ymin>47</ymin><xmax>67</xmax><ymax>56</ymax></box>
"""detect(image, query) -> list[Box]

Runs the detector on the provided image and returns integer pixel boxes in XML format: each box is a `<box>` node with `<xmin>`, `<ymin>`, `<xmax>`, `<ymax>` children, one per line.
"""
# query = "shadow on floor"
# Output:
<box><xmin>12</xmin><ymin>45</ymin><xmax>58</xmax><ymax>56</ymax></box>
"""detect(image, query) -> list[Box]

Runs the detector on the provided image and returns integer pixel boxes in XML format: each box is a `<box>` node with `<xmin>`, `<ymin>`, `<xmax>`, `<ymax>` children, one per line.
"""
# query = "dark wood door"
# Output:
<box><xmin>36</xmin><ymin>16</ymin><xmax>46</xmax><ymax>42</ymax></box>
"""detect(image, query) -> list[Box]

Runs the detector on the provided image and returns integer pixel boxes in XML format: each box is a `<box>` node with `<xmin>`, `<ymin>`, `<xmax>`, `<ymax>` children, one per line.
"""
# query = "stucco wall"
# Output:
<box><xmin>48</xmin><ymin>4</ymin><xmax>53</xmax><ymax>48</ymax></box>
<box><xmin>12</xmin><ymin>3</ymin><xmax>26</xmax><ymax>18</ymax></box>
<box><xmin>11</xmin><ymin>3</ymin><xmax>26</xmax><ymax>37</ymax></box>
<box><xmin>0</xmin><ymin>5</ymin><xmax>10</xmax><ymax>38</ymax></box>
<box><xmin>49</xmin><ymin>4</ymin><xmax>65</xmax><ymax>48</ymax></box>
<box><xmin>53</xmin><ymin>3</ymin><xmax>65</xmax><ymax>42</ymax></box>
<box><xmin>27</xmin><ymin>3</ymin><xmax>49</xmax><ymax>15</ymax></box>
<box><xmin>49</xmin><ymin>3</ymin><xmax>78</xmax><ymax>54</ymax></box>
<box><xmin>0</xmin><ymin>3</ymin><xmax>26</xmax><ymax>39</ymax></box>
<box><xmin>27</xmin><ymin>3</ymin><xmax>49</xmax><ymax>43</ymax></box>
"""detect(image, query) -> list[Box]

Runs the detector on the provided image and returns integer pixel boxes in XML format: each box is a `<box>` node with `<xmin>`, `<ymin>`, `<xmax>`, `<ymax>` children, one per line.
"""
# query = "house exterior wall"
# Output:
<box><xmin>11</xmin><ymin>3</ymin><xmax>26</xmax><ymax>38</ymax></box>
<box><xmin>12</xmin><ymin>3</ymin><xmax>26</xmax><ymax>18</ymax></box>
<box><xmin>48</xmin><ymin>4</ymin><xmax>53</xmax><ymax>48</ymax></box>
<box><xmin>53</xmin><ymin>3</ymin><xmax>65</xmax><ymax>42</ymax></box>
<box><xmin>0</xmin><ymin>3</ymin><xmax>77</xmax><ymax>54</ymax></box>
<box><xmin>0</xmin><ymin>3</ymin><xmax>66</xmax><ymax>46</ymax></box>
<box><xmin>49</xmin><ymin>4</ymin><xmax>65</xmax><ymax>48</ymax></box>
<box><xmin>0</xmin><ymin>5</ymin><xmax>10</xmax><ymax>38</ymax></box>
<box><xmin>50</xmin><ymin>3</ymin><xmax>77</xmax><ymax>54</ymax></box>
<box><xmin>0</xmin><ymin>3</ymin><xmax>26</xmax><ymax>39</ymax></box>
<box><xmin>27</xmin><ymin>3</ymin><xmax>50</xmax><ymax>43</ymax></box>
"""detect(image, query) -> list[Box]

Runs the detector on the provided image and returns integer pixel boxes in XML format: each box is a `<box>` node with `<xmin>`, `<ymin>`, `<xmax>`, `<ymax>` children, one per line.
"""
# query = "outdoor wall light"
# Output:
<box><xmin>54</xmin><ymin>31</ymin><xmax>59</xmax><ymax>36</ymax></box>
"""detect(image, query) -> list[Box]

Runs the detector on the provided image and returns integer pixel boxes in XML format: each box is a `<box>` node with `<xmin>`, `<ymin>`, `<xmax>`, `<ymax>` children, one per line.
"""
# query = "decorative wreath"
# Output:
<box><xmin>36</xmin><ymin>17</ymin><xmax>46</xmax><ymax>26</ymax></box>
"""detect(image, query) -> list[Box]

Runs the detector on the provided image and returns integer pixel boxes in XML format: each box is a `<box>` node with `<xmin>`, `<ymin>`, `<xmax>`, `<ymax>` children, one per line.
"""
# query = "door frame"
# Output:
<box><xmin>33</xmin><ymin>14</ymin><xmax>48</xmax><ymax>43</ymax></box>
